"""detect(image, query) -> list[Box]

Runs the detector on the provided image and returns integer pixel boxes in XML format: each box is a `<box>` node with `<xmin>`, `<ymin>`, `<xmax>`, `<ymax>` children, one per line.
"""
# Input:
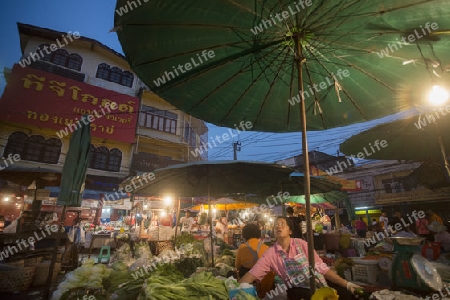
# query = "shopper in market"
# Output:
<box><xmin>355</xmin><ymin>217</ymin><xmax>367</xmax><ymax>238</ymax></box>
<box><xmin>428</xmin><ymin>221</ymin><xmax>450</xmax><ymax>251</ymax></box>
<box><xmin>286</xmin><ymin>206</ymin><xmax>303</xmax><ymax>239</ymax></box>
<box><xmin>238</xmin><ymin>217</ymin><xmax>361</xmax><ymax>299</ymax></box>
<box><xmin>215</xmin><ymin>214</ymin><xmax>227</xmax><ymax>241</ymax></box>
<box><xmin>236</xmin><ymin>223</ymin><xmax>274</xmax><ymax>298</ymax></box>
<box><xmin>379</xmin><ymin>210</ymin><xmax>389</xmax><ymax>230</ymax></box>
<box><xmin>427</xmin><ymin>209</ymin><xmax>444</xmax><ymax>225</ymax></box>
<box><xmin>416</xmin><ymin>213</ymin><xmax>431</xmax><ymax>240</ymax></box>
<box><xmin>179</xmin><ymin>210</ymin><xmax>196</xmax><ymax>233</ymax></box>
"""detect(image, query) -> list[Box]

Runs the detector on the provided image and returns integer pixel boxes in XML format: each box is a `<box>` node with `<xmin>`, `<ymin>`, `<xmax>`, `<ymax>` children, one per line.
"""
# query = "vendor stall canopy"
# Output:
<box><xmin>133</xmin><ymin>160</ymin><xmax>295</xmax><ymax>197</ymax></box>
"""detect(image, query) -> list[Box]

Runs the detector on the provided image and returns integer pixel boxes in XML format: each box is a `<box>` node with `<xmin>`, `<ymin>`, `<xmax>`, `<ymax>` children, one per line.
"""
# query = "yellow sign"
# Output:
<box><xmin>310</xmin><ymin>166</ymin><xmax>361</xmax><ymax>190</ymax></box>
<box><xmin>355</xmin><ymin>210</ymin><xmax>381</xmax><ymax>215</ymax></box>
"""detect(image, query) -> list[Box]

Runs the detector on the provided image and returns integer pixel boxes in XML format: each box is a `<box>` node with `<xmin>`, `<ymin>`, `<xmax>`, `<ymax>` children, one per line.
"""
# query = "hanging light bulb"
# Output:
<box><xmin>428</xmin><ymin>85</ymin><xmax>449</xmax><ymax>105</ymax></box>
<box><xmin>164</xmin><ymin>196</ymin><xmax>172</xmax><ymax>205</ymax></box>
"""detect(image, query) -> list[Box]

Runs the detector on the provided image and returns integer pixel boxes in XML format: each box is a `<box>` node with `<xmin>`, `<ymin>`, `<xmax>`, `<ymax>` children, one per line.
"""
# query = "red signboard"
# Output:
<box><xmin>0</xmin><ymin>64</ymin><xmax>138</xmax><ymax>143</ymax></box>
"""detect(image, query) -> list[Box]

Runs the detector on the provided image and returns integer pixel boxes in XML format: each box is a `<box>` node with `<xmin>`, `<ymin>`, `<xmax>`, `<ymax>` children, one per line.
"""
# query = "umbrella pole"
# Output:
<box><xmin>44</xmin><ymin>204</ymin><xmax>67</xmax><ymax>300</ymax></box>
<box><xmin>174</xmin><ymin>198</ymin><xmax>181</xmax><ymax>241</ymax></box>
<box><xmin>208</xmin><ymin>184</ymin><xmax>214</xmax><ymax>267</ymax></box>
<box><xmin>435</xmin><ymin>123</ymin><xmax>450</xmax><ymax>181</ymax></box>
<box><xmin>295</xmin><ymin>35</ymin><xmax>316</xmax><ymax>292</ymax></box>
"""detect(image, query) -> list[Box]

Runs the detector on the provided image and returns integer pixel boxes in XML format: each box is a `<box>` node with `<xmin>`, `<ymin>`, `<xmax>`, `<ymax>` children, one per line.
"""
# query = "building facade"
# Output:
<box><xmin>0</xmin><ymin>23</ymin><xmax>207</xmax><ymax>222</ymax></box>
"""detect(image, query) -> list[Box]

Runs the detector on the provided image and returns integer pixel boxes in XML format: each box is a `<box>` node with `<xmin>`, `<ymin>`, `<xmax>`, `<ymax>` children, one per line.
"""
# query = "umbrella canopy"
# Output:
<box><xmin>57</xmin><ymin>119</ymin><xmax>91</xmax><ymax>207</ymax></box>
<box><xmin>114</xmin><ymin>0</ymin><xmax>449</xmax><ymax>132</ymax></box>
<box><xmin>340</xmin><ymin>113</ymin><xmax>450</xmax><ymax>162</ymax></box>
<box><xmin>134</xmin><ymin>160</ymin><xmax>294</xmax><ymax>197</ymax></box>
<box><xmin>190</xmin><ymin>198</ymin><xmax>259</xmax><ymax>211</ymax></box>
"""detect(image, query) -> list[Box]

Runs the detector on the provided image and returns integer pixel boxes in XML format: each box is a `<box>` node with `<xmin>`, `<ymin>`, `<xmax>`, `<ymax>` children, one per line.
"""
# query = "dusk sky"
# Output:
<box><xmin>0</xmin><ymin>1</ymin><xmax>412</xmax><ymax>163</ymax></box>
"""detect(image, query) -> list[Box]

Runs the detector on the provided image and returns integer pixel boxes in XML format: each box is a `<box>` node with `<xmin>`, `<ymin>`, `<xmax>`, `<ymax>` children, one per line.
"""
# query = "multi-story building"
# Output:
<box><xmin>0</xmin><ymin>23</ymin><xmax>207</xmax><ymax>222</ymax></box>
<box><xmin>338</xmin><ymin>160</ymin><xmax>450</xmax><ymax>221</ymax></box>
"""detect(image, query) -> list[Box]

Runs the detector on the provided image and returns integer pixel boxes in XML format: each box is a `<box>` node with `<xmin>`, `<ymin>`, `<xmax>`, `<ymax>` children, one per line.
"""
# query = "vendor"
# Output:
<box><xmin>215</xmin><ymin>213</ymin><xmax>228</xmax><ymax>241</ymax></box>
<box><xmin>238</xmin><ymin>217</ymin><xmax>360</xmax><ymax>299</ymax></box>
<box><xmin>236</xmin><ymin>223</ymin><xmax>274</xmax><ymax>298</ymax></box>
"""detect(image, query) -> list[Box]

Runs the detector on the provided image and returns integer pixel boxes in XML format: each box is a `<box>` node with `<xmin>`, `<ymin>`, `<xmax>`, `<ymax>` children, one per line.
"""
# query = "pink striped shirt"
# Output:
<box><xmin>248</xmin><ymin>238</ymin><xmax>330</xmax><ymax>286</ymax></box>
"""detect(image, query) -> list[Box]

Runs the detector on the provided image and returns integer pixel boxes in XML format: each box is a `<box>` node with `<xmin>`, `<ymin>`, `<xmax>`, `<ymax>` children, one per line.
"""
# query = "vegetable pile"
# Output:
<box><xmin>141</xmin><ymin>271</ymin><xmax>228</xmax><ymax>300</ymax></box>
<box><xmin>52</xmin><ymin>258</ymin><xmax>111</xmax><ymax>300</ymax></box>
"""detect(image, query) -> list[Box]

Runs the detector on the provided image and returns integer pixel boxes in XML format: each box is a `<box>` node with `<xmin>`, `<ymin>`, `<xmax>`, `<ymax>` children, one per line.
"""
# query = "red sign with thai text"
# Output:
<box><xmin>0</xmin><ymin>64</ymin><xmax>138</xmax><ymax>143</ymax></box>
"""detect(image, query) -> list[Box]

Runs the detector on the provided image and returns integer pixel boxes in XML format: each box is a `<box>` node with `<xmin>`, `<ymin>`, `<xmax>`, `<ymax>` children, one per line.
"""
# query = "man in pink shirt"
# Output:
<box><xmin>239</xmin><ymin>216</ymin><xmax>361</xmax><ymax>299</ymax></box>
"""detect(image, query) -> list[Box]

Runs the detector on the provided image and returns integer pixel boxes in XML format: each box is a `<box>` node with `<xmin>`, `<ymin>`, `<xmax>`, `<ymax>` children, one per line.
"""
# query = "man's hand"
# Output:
<box><xmin>346</xmin><ymin>282</ymin><xmax>362</xmax><ymax>294</ymax></box>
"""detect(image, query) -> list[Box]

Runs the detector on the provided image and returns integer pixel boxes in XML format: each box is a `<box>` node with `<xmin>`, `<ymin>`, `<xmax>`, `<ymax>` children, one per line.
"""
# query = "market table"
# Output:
<box><xmin>87</xmin><ymin>233</ymin><xmax>116</xmax><ymax>257</ymax></box>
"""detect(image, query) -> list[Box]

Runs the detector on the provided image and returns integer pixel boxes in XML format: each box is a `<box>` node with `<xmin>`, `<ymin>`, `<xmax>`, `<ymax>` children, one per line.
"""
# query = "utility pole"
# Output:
<box><xmin>233</xmin><ymin>141</ymin><xmax>241</xmax><ymax>160</ymax></box>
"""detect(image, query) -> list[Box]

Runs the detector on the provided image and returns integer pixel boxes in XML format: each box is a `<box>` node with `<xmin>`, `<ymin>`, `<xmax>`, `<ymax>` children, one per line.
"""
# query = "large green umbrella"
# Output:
<box><xmin>114</xmin><ymin>0</ymin><xmax>450</xmax><ymax>289</ymax></box>
<box><xmin>45</xmin><ymin>119</ymin><xmax>91</xmax><ymax>299</ymax></box>
<box><xmin>340</xmin><ymin>112</ymin><xmax>450</xmax><ymax>162</ymax></box>
<box><xmin>340</xmin><ymin>112</ymin><xmax>450</xmax><ymax>188</ymax></box>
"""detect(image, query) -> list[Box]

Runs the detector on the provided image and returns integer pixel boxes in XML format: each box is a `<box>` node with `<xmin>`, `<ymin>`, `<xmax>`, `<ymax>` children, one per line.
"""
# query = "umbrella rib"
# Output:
<box><xmin>175</xmin><ymin>42</ymin><xmax>289</xmax><ymax>113</ymax></box>
<box><xmin>302</xmin><ymin>48</ymin><xmax>370</xmax><ymax>121</ymax></box>
<box><xmin>252</xmin><ymin>46</ymin><xmax>294</xmax><ymax>127</ymax></box>
<box><xmin>154</xmin><ymin>39</ymin><xmax>284</xmax><ymax>93</ymax></box>
<box><xmin>303</xmin><ymin>63</ymin><xmax>327</xmax><ymax>127</ymax></box>
<box><xmin>218</xmin><ymin>45</ymin><xmax>292</xmax><ymax>125</ymax></box>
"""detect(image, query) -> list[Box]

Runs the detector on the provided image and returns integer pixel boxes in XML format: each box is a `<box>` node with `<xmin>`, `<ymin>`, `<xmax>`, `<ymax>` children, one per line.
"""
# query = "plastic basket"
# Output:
<box><xmin>0</xmin><ymin>265</ymin><xmax>36</xmax><ymax>293</ymax></box>
<box><xmin>351</xmin><ymin>264</ymin><xmax>379</xmax><ymax>284</ymax></box>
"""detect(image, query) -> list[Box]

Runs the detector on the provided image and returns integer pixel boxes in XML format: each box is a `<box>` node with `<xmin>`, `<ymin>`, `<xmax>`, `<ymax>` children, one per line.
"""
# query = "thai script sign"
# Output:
<box><xmin>0</xmin><ymin>64</ymin><xmax>138</xmax><ymax>143</ymax></box>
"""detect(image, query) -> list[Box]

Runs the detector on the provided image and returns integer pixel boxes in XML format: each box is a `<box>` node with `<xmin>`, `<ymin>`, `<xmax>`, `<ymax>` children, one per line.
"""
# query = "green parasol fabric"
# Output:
<box><xmin>340</xmin><ymin>112</ymin><xmax>450</xmax><ymax>162</ymax></box>
<box><xmin>56</xmin><ymin>118</ymin><xmax>91</xmax><ymax>207</ymax></box>
<box><xmin>114</xmin><ymin>0</ymin><xmax>450</xmax><ymax>132</ymax></box>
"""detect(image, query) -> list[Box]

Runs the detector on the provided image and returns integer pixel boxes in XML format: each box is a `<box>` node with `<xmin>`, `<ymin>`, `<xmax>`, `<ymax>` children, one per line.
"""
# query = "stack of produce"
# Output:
<box><xmin>51</xmin><ymin>258</ymin><xmax>111</xmax><ymax>300</ymax></box>
<box><xmin>142</xmin><ymin>271</ymin><xmax>228</xmax><ymax>300</ymax></box>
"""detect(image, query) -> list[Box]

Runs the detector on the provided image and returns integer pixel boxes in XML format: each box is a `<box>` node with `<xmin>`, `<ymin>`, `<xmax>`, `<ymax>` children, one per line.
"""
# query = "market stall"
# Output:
<box><xmin>49</xmin><ymin>233</ymin><xmax>251</xmax><ymax>300</ymax></box>
<box><xmin>190</xmin><ymin>198</ymin><xmax>260</xmax><ymax>246</ymax></box>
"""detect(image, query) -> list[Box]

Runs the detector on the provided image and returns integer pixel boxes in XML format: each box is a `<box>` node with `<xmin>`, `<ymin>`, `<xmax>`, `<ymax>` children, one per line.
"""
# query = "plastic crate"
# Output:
<box><xmin>352</xmin><ymin>264</ymin><xmax>380</xmax><ymax>284</ymax></box>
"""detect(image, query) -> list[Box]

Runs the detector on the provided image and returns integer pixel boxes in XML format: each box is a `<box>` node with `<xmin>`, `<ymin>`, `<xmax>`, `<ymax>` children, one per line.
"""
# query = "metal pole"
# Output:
<box><xmin>295</xmin><ymin>35</ymin><xmax>316</xmax><ymax>292</ymax></box>
<box><xmin>435</xmin><ymin>122</ymin><xmax>450</xmax><ymax>181</ymax></box>
<box><xmin>208</xmin><ymin>181</ymin><xmax>214</xmax><ymax>267</ymax></box>
<box><xmin>44</xmin><ymin>205</ymin><xmax>67</xmax><ymax>299</ymax></box>
<box><xmin>174</xmin><ymin>198</ymin><xmax>181</xmax><ymax>241</ymax></box>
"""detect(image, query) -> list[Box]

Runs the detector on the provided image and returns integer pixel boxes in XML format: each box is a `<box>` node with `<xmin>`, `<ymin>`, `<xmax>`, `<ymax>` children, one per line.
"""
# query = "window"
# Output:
<box><xmin>122</xmin><ymin>71</ymin><xmax>134</xmax><ymax>87</ymax></box>
<box><xmin>89</xmin><ymin>145</ymin><xmax>122</xmax><ymax>172</ymax></box>
<box><xmin>96</xmin><ymin>63</ymin><xmax>110</xmax><ymax>80</ymax></box>
<box><xmin>139</xmin><ymin>106</ymin><xmax>177</xmax><ymax>134</ymax></box>
<box><xmin>110</xmin><ymin>67</ymin><xmax>122</xmax><ymax>84</ymax></box>
<box><xmin>67</xmin><ymin>54</ymin><xmax>83</xmax><ymax>71</ymax></box>
<box><xmin>3</xmin><ymin>131</ymin><xmax>61</xmax><ymax>164</ymax></box>
<box><xmin>37</xmin><ymin>44</ymin><xmax>51</xmax><ymax>62</ymax></box>
<box><xmin>95</xmin><ymin>63</ymin><xmax>134</xmax><ymax>88</ymax></box>
<box><xmin>184</xmin><ymin>123</ymin><xmax>197</xmax><ymax>147</ymax></box>
<box><xmin>35</xmin><ymin>44</ymin><xmax>83</xmax><ymax>71</ymax></box>
<box><xmin>52</xmin><ymin>49</ymin><xmax>69</xmax><ymax>67</ymax></box>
